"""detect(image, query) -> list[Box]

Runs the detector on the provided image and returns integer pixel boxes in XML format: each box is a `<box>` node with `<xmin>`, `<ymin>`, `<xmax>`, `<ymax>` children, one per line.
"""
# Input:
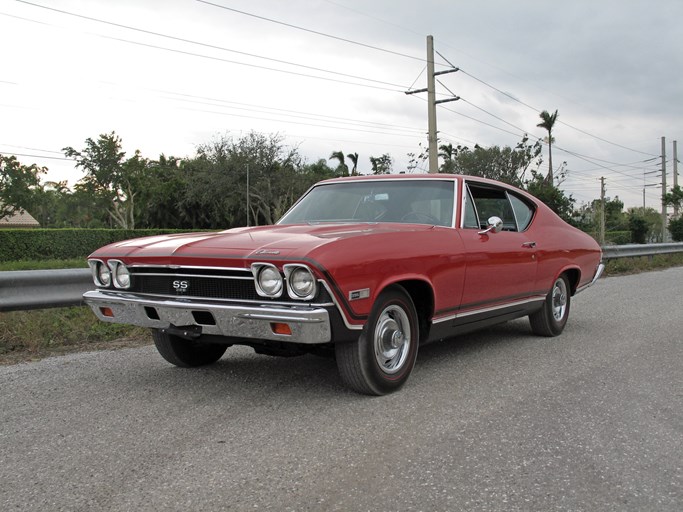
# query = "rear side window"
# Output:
<box><xmin>508</xmin><ymin>193</ymin><xmax>535</xmax><ymax>231</ymax></box>
<box><xmin>464</xmin><ymin>183</ymin><xmax>536</xmax><ymax>232</ymax></box>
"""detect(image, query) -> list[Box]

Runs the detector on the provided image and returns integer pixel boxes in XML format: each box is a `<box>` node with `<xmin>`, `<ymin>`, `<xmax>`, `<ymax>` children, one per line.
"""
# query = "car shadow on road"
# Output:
<box><xmin>110</xmin><ymin>318</ymin><xmax>538</xmax><ymax>401</ymax></box>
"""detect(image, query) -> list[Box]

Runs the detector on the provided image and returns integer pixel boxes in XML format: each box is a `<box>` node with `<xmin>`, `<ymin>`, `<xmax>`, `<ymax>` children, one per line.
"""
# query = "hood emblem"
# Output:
<box><xmin>255</xmin><ymin>249</ymin><xmax>281</xmax><ymax>255</ymax></box>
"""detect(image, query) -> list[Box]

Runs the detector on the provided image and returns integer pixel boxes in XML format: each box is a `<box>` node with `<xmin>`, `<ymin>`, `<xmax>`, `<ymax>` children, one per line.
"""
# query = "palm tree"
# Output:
<box><xmin>438</xmin><ymin>143</ymin><xmax>456</xmax><ymax>173</ymax></box>
<box><xmin>346</xmin><ymin>152</ymin><xmax>359</xmax><ymax>175</ymax></box>
<box><xmin>537</xmin><ymin>109</ymin><xmax>559</xmax><ymax>184</ymax></box>
<box><xmin>329</xmin><ymin>151</ymin><xmax>348</xmax><ymax>176</ymax></box>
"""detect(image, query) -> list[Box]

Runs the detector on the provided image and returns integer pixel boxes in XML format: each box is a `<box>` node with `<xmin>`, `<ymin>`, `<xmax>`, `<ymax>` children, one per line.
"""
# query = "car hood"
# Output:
<box><xmin>90</xmin><ymin>223</ymin><xmax>436</xmax><ymax>261</ymax></box>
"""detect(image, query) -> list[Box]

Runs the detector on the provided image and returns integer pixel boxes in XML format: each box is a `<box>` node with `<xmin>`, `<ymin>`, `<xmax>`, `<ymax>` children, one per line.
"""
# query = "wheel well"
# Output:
<box><xmin>563</xmin><ymin>268</ymin><xmax>581</xmax><ymax>295</ymax></box>
<box><xmin>393</xmin><ymin>280</ymin><xmax>434</xmax><ymax>343</ymax></box>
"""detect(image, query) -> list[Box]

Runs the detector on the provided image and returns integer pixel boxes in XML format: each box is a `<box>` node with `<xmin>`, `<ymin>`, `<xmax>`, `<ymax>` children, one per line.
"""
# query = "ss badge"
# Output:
<box><xmin>172</xmin><ymin>280</ymin><xmax>189</xmax><ymax>292</ymax></box>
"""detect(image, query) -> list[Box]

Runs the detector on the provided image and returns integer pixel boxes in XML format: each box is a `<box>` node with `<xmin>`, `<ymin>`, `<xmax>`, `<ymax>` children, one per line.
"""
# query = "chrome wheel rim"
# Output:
<box><xmin>551</xmin><ymin>279</ymin><xmax>568</xmax><ymax>321</ymax></box>
<box><xmin>373</xmin><ymin>305</ymin><xmax>411</xmax><ymax>374</ymax></box>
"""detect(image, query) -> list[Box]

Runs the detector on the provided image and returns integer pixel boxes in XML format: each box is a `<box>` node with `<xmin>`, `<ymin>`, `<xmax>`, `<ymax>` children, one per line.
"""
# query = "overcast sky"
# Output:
<box><xmin>2</xmin><ymin>0</ymin><xmax>682</xmax><ymax>210</ymax></box>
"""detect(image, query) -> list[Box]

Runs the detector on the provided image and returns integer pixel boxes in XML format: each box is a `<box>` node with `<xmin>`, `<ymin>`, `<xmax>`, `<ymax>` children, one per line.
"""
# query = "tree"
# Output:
<box><xmin>438</xmin><ymin>143</ymin><xmax>457</xmax><ymax>173</ymax></box>
<box><xmin>627</xmin><ymin>207</ymin><xmax>662</xmax><ymax>243</ymax></box>
<box><xmin>134</xmin><ymin>155</ymin><xmax>189</xmax><ymax>229</ymax></box>
<box><xmin>329</xmin><ymin>151</ymin><xmax>348</xmax><ymax>176</ymax></box>
<box><xmin>180</xmin><ymin>132</ymin><xmax>311</xmax><ymax>228</ymax></box>
<box><xmin>669</xmin><ymin>218</ymin><xmax>683</xmax><ymax>241</ymax></box>
<box><xmin>537</xmin><ymin>109</ymin><xmax>559</xmax><ymax>183</ymax></box>
<box><xmin>446</xmin><ymin>136</ymin><xmax>542</xmax><ymax>187</ymax></box>
<box><xmin>525</xmin><ymin>169</ymin><xmax>575</xmax><ymax>223</ymax></box>
<box><xmin>664</xmin><ymin>184</ymin><xmax>683</xmax><ymax>215</ymax></box>
<box><xmin>369</xmin><ymin>154</ymin><xmax>393</xmax><ymax>174</ymax></box>
<box><xmin>63</xmin><ymin>132</ymin><xmax>144</xmax><ymax>229</ymax></box>
<box><xmin>0</xmin><ymin>154</ymin><xmax>45</xmax><ymax>219</ymax></box>
<box><xmin>628</xmin><ymin>215</ymin><xmax>649</xmax><ymax>244</ymax></box>
<box><xmin>346</xmin><ymin>152</ymin><xmax>359</xmax><ymax>175</ymax></box>
<box><xmin>407</xmin><ymin>142</ymin><xmax>428</xmax><ymax>172</ymax></box>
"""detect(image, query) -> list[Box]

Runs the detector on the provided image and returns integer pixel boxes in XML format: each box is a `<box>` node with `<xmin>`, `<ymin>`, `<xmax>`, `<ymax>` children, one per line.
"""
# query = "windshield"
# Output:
<box><xmin>278</xmin><ymin>179</ymin><xmax>456</xmax><ymax>227</ymax></box>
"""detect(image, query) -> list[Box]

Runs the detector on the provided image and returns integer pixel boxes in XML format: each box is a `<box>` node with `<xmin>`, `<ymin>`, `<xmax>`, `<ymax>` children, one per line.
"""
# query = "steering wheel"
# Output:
<box><xmin>400</xmin><ymin>211</ymin><xmax>440</xmax><ymax>225</ymax></box>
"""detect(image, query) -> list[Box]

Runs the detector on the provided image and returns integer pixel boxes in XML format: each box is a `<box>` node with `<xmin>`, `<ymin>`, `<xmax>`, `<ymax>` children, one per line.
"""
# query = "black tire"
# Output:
<box><xmin>529</xmin><ymin>274</ymin><xmax>571</xmax><ymax>337</ymax></box>
<box><xmin>335</xmin><ymin>285</ymin><xmax>419</xmax><ymax>395</ymax></box>
<box><xmin>152</xmin><ymin>329</ymin><xmax>228</xmax><ymax>367</ymax></box>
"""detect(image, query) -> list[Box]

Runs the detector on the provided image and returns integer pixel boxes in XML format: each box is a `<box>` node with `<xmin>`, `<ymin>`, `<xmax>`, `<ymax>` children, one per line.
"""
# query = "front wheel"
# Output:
<box><xmin>336</xmin><ymin>286</ymin><xmax>419</xmax><ymax>395</ymax></box>
<box><xmin>152</xmin><ymin>330</ymin><xmax>229</xmax><ymax>367</ymax></box>
<box><xmin>529</xmin><ymin>274</ymin><xmax>571</xmax><ymax>337</ymax></box>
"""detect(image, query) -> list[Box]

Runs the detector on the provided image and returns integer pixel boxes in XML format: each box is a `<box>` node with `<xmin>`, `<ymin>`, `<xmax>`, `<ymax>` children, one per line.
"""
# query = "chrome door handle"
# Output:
<box><xmin>522</xmin><ymin>241</ymin><xmax>536</xmax><ymax>248</ymax></box>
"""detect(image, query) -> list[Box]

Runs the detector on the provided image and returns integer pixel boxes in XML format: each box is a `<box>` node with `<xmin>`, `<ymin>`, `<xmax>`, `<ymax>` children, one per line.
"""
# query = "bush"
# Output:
<box><xmin>605</xmin><ymin>231</ymin><xmax>631</xmax><ymax>245</ymax></box>
<box><xmin>669</xmin><ymin>218</ymin><xmax>683</xmax><ymax>242</ymax></box>
<box><xmin>628</xmin><ymin>216</ymin><xmax>648</xmax><ymax>244</ymax></box>
<box><xmin>0</xmin><ymin>229</ymin><xmax>198</xmax><ymax>261</ymax></box>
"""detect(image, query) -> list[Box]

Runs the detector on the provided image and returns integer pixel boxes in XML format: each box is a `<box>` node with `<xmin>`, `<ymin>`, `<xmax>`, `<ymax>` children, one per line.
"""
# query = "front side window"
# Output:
<box><xmin>278</xmin><ymin>180</ymin><xmax>456</xmax><ymax>227</ymax></box>
<box><xmin>464</xmin><ymin>183</ymin><xmax>536</xmax><ymax>232</ymax></box>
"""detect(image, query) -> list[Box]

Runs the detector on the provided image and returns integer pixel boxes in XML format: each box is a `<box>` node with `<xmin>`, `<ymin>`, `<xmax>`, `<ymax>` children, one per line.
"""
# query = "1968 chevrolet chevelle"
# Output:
<box><xmin>84</xmin><ymin>174</ymin><xmax>604</xmax><ymax>395</ymax></box>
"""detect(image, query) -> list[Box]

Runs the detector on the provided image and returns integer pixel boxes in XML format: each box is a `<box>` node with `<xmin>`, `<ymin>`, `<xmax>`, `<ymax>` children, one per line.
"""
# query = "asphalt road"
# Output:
<box><xmin>1</xmin><ymin>268</ymin><xmax>681</xmax><ymax>511</ymax></box>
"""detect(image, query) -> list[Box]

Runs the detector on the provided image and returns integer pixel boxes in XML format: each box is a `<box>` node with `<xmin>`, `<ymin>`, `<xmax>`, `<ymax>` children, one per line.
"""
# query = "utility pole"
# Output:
<box><xmin>426</xmin><ymin>35</ymin><xmax>438</xmax><ymax>173</ymax></box>
<box><xmin>246</xmin><ymin>164</ymin><xmax>250</xmax><ymax>227</ymax></box>
<box><xmin>599</xmin><ymin>176</ymin><xmax>606</xmax><ymax>246</ymax></box>
<box><xmin>661</xmin><ymin>136</ymin><xmax>667</xmax><ymax>241</ymax></box>
<box><xmin>674</xmin><ymin>140</ymin><xmax>679</xmax><ymax>218</ymax></box>
<box><xmin>405</xmin><ymin>35</ymin><xmax>459</xmax><ymax>173</ymax></box>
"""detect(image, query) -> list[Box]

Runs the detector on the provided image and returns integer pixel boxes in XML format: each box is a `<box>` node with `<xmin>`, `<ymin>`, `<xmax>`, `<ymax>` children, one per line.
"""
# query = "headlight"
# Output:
<box><xmin>112</xmin><ymin>262</ymin><xmax>131</xmax><ymax>289</ymax></box>
<box><xmin>91</xmin><ymin>260</ymin><xmax>111</xmax><ymax>287</ymax></box>
<box><xmin>285</xmin><ymin>265</ymin><xmax>317</xmax><ymax>300</ymax></box>
<box><xmin>252</xmin><ymin>264</ymin><xmax>283</xmax><ymax>297</ymax></box>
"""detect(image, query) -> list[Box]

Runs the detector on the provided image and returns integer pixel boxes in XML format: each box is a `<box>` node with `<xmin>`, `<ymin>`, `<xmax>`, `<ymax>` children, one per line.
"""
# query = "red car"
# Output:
<box><xmin>84</xmin><ymin>174</ymin><xmax>604</xmax><ymax>395</ymax></box>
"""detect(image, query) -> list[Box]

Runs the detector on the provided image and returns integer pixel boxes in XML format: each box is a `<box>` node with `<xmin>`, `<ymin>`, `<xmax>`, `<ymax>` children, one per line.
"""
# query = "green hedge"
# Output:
<box><xmin>0</xmin><ymin>229</ymin><xmax>203</xmax><ymax>262</ymax></box>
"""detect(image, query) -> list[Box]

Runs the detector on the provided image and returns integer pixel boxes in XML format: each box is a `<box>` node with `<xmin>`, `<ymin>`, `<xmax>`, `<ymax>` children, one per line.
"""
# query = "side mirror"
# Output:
<box><xmin>478</xmin><ymin>216</ymin><xmax>503</xmax><ymax>235</ymax></box>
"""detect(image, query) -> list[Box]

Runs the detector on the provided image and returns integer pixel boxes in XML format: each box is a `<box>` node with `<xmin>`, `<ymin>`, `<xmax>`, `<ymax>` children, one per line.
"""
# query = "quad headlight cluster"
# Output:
<box><xmin>89</xmin><ymin>259</ymin><xmax>131</xmax><ymax>289</ymax></box>
<box><xmin>251</xmin><ymin>263</ymin><xmax>318</xmax><ymax>300</ymax></box>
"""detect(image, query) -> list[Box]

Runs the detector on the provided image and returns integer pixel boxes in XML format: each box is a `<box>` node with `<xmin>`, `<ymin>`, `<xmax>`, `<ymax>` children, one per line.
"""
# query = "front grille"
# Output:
<box><xmin>126</xmin><ymin>266</ymin><xmax>332</xmax><ymax>304</ymax></box>
<box><xmin>133</xmin><ymin>274</ymin><xmax>261</xmax><ymax>301</ymax></box>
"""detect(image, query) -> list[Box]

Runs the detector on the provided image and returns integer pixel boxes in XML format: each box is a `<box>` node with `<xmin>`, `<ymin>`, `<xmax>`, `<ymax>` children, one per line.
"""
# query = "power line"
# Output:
<box><xmin>1</xmin><ymin>151</ymin><xmax>69</xmax><ymax>161</ymax></box>
<box><xmin>15</xmin><ymin>1</ymin><xmax>407</xmax><ymax>91</ymax></box>
<box><xmin>195</xmin><ymin>0</ymin><xmax>437</xmax><ymax>65</ymax></box>
<box><xmin>457</xmin><ymin>68</ymin><xmax>658</xmax><ymax>158</ymax></box>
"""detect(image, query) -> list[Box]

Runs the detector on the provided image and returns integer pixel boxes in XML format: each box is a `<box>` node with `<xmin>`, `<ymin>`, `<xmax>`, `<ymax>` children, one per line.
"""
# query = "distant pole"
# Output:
<box><xmin>426</xmin><ymin>35</ymin><xmax>438</xmax><ymax>173</ymax></box>
<box><xmin>674</xmin><ymin>140</ymin><xmax>679</xmax><ymax>218</ymax></box>
<box><xmin>643</xmin><ymin>187</ymin><xmax>646</xmax><ymax>210</ymax></box>
<box><xmin>661</xmin><ymin>137</ymin><xmax>667</xmax><ymax>241</ymax></box>
<box><xmin>599</xmin><ymin>176</ymin><xmax>606</xmax><ymax>246</ymax></box>
<box><xmin>246</xmin><ymin>164</ymin><xmax>250</xmax><ymax>227</ymax></box>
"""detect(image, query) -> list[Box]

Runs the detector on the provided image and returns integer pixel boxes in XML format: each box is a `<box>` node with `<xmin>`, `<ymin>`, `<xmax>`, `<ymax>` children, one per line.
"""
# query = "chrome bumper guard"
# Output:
<box><xmin>575</xmin><ymin>262</ymin><xmax>605</xmax><ymax>295</ymax></box>
<box><xmin>83</xmin><ymin>290</ymin><xmax>332</xmax><ymax>344</ymax></box>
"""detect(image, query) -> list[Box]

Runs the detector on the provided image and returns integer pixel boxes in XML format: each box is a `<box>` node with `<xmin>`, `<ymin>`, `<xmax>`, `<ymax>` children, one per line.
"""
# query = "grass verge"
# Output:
<box><xmin>602</xmin><ymin>252</ymin><xmax>683</xmax><ymax>276</ymax></box>
<box><xmin>0</xmin><ymin>307</ymin><xmax>149</xmax><ymax>365</ymax></box>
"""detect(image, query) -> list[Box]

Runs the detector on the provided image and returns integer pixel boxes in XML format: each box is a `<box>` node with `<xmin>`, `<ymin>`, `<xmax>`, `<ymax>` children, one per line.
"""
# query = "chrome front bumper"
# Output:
<box><xmin>83</xmin><ymin>290</ymin><xmax>332</xmax><ymax>344</ymax></box>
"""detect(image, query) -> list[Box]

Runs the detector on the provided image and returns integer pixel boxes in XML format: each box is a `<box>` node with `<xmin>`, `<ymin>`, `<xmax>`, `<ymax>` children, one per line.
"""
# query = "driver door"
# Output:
<box><xmin>458</xmin><ymin>182</ymin><xmax>539</xmax><ymax>312</ymax></box>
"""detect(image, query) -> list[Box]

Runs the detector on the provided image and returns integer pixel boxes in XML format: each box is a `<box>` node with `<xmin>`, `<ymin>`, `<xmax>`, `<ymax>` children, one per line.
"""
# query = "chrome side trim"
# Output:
<box><xmin>432</xmin><ymin>295</ymin><xmax>547</xmax><ymax>324</ymax></box>
<box><xmin>83</xmin><ymin>290</ymin><xmax>331</xmax><ymax>344</ymax></box>
<box><xmin>455</xmin><ymin>295</ymin><xmax>546</xmax><ymax>318</ymax></box>
<box><xmin>320</xmin><ymin>281</ymin><xmax>363</xmax><ymax>331</ymax></box>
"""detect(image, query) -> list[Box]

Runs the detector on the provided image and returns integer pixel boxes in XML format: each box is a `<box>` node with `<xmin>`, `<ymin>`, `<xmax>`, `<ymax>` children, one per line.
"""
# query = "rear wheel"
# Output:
<box><xmin>152</xmin><ymin>329</ymin><xmax>228</xmax><ymax>367</ymax></box>
<box><xmin>336</xmin><ymin>286</ymin><xmax>419</xmax><ymax>395</ymax></box>
<box><xmin>529</xmin><ymin>274</ymin><xmax>571</xmax><ymax>337</ymax></box>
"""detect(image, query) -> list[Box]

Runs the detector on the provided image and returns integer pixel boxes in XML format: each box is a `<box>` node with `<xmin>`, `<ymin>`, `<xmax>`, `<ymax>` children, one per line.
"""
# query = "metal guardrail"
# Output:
<box><xmin>0</xmin><ymin>268</ymin><xmax>91</xmax><ymax>312</ymax></box>
<box><xmin>1</xmin><ymin>242</ymin><xmax>682</xmax><ymax>312</ymax></box>
<box><xmin>601</xmin><ymin>242</ymin><xmax>683</xmax><ymax>260</ymax></box>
